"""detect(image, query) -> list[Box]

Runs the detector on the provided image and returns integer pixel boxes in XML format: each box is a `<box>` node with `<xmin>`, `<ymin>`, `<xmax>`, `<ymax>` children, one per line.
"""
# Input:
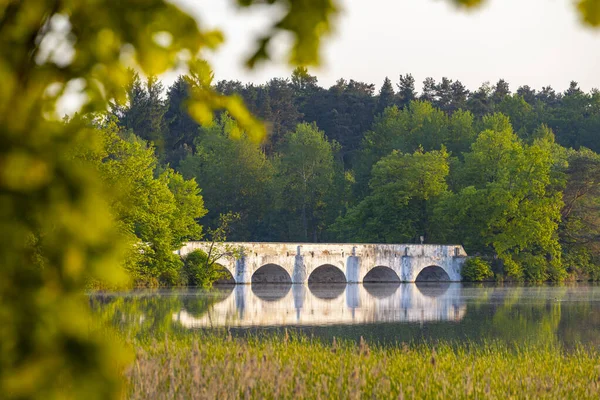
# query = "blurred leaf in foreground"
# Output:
<box><xmin>0</xmin><ymin>0</ymin><xmax>338</xmax><ymax>398</ymax></box>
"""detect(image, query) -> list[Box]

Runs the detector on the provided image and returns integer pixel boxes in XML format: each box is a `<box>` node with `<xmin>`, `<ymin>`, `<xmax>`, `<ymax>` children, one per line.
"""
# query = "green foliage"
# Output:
<box><xmin>447</xmin><ymin>0</ymin><xmax>600</xmax><ymax>28</ymax></box>
<box><xmin>109</xmin><ymin>68</ymin><xmax>600</xmax><ymax>283</ymax></box>
<box><xmin>0</xmin><ymin>0</ymin><xmax>226</xmax><ymax>396</ymax></box>
<box><xmin>111</xmin><ymin>74</ymin><xmax>168</xmax><ymax>155</ymax></box>
<box><xmin>183</xmin><ymin>250</ymin><xmax>230</xmax><ymax>287</ymax></box>
<box><xmin>376</xmin><ymin>77</ymin><xmax>396</xmax><ymax>114</ymax></box>
<box><xmin>274</xmin><ymin>122</ymin><xmax>341</xmax><ymax>241</ymax></box>
<box><xmin>462</xmin><ymin>257</ymin><xmax>494</xmax><ymax>281</ymax></box>
<box><xmin>0</xmin><ymin>0</ymin><xmax>335</xmax><ymax>396</ymax></box>
<box><xmin>237</xmin><ymin>0</ymin><xmax>339</xmax><ymax>67</ymax></box>
<box><xmin>355</xmin><ymin>101</ymin><xmax>475</xmax><ymax>197</ymax></box>
<box><xmin>560</xmin><ymin>147</ymin><xmax>600</xmax><ymax>280</ymax></box>
<box><xmin>179</xmin><ymin>114</ymin><xmax>273</xmax><ymax>239</ymax></box>
<box><xmin>435</xmin><ymin>119</ymin><xmax>565</xmax><ymax>281</ymax></box>
<box><xmin>334</xmin><ymin>148</ymin><xmax>449</xmax><ymax>243</ymax></box>
<box><xmin>83</xmin><ymin>122</ymin><xmax>207</xmax><ymax>286</ymax></box>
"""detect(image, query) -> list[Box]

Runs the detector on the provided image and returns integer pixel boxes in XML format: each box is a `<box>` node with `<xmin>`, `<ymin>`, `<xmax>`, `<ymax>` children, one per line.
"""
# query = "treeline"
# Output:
<box><xmin>99</xmin><ymin>68</ymin><xmax>600</xmax><ymax>282</ymax></box>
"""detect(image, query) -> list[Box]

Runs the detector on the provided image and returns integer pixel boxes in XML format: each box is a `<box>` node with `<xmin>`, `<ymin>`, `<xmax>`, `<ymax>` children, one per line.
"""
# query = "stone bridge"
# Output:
<box><xmin>177</xmin><ymin>243</ymin><xmax>467</xmax><ymax>284</ymax></box>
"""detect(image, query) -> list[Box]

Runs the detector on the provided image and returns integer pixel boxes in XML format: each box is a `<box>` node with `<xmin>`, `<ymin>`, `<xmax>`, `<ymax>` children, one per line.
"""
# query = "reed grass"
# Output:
<box><xmin>123</xmin><ymin>331</ymin><xmax>600</xmax><ymax>399</ymax></box>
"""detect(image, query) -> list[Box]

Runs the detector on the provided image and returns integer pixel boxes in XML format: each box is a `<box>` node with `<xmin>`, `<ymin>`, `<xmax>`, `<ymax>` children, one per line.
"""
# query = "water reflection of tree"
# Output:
<box><xmin>383</xmin><ymin>284</ymin><xmax>569</xmax><ymax>346</ymax></box>
<box><xmin>89</xmin><ymin>288</ymin><xmax>232</xmax><ymax>338</ymax></box>
<box><xmin>487</xmin><ymin>286</ymin><xmax>564</xmax><ymax>347</ymax></box>
<box><xmin>180</xmin><ymin>288</ymin><xmax>233</xmax><ymax>317</ymax></box>
<box><xmin>90</xmin><ymin>292</ymin><xmax>183</xmax><ymax>338</ymax></box>
<box><xmin>556</xmin><ymin>285</ymin><xmax>600</xmax><ymax>348</ymax></box>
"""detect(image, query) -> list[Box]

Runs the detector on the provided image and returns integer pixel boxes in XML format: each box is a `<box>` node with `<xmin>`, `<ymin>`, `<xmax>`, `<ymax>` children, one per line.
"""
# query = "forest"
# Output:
<box><xmin>88</xmin><ymin>68</ymin><xmax>600</xmax><ymax>284</ymax></box>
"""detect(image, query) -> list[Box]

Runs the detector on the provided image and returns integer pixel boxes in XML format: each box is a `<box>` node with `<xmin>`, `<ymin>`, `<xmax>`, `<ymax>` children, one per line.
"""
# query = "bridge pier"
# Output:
<box><xmin>292</xmin><ymin>246</ymin><xmax>307</xmax><ymax>284</ymax></box>
<box><xmin>345</xmin><ymin>255</ymin><xmax>360</xmax><ymax>283</ymax></box>
<box><xmin>234</xmin><ymin>254</ymin><xmax>251</xmax><ymax>284</ymax></box>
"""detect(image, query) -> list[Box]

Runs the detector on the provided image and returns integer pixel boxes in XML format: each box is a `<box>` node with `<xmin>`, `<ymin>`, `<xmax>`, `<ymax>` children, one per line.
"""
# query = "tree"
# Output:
<box><xmin>467</xmin><ymin>82</ymin><xmax>493</xmax><ymax>117</ymax></box>
<box><xmin>397</xmin><ymin>74</ymin><xmax>417</xmax><ymax>108</ymax></box>
<box><xmin>517</xmin><ymin>85</ymin><xmax>537</xmax><ymax>104</ymax></box>
<box><xmin>89</xmin><ymin>121</ymin><xmax>207</xmax><ymax>286</ymax></box>
<box><xmin>462</xmin><ymin>258</ymin><xmax>494</xmax><ymax>281</ymax></box>
<box><xmin>202</xmin><ymin>212</ymin><xmax>241</xmax><ymax>277</ymax></box>
<box><xmin>275</xmin><ymin>122</ymin><xmax>339</xmax><ymax>241</ymax></box>
<box><xmin>264</xmin><ymin>78</ymin><xmax>303</xmax><ymax>153</ymax></box>
<box><xmin>291</xmin><ymin>66</ymin><xmax>319</xmax><ymax>94</ymax></box>
<box><xmin>112</xmin><ymin>74</ymin><xmax>168</xmax><ymax>156</ymax></box>
<box><xmin>302</xmin><ymin>78</ymin><xmax>376</xmax><ymax>169</ymax></box>
<box><xmin>183</xmin><ymin>250</ymin><xmax>229</xmax><ymax>287</ymax></box>
<box><xmin>355</xmin><ymin>101</ymin><xmax>476</xmax><ymax>199</ymax></box>
<box><xmin>435</xmin><ymin>77</ymin><xmax>454</xmax><ymax>112</ymax></box>
<box><xmin>179</xmin><ymin>113</ymin><xmax>274</xmax><ymax>240</ymax></box>
<box><xmin>537</xmin><ymin>86</ymin><xmax>560</xmax><ymax>108</ymax></box>
<box><xmin>546</xmin><ymin>82</ymin><xmax>591</xmax><ymax>149</ymax></box>
<box><xmin>451</xmin><ymin>80</ymin><xmax>470</xmax><ymax>112</ymax></box>
<box><xmin>421</xmin><ymin>77</ymin><xmax>437</xmax><ymax>103</ymax></box>
<box><xmin>491</xmin><ymin>78</ymin><xmax>511</xmax><ymax>105</ymax></box>
<box><xmin>447</xmin><ymin>110</ymin><xmax>477</xmax><ymax>156</ymax></box>
<box><xmin>496</xmin><ymin>94</ymin><xmax>535</xmax><ymax>137</ymax></box>
<box><xmin>184</xmin><ymin>212</ymin><xmax>241</xmax><ymax>287</ymax></box>
<box><xmin>376</xmin><ymin>77</ymin><xmax>396</xmax><ymax>115</ymax></box>
<box><xmin>560</xmin><ymin>148</ymin><xmax>600</xmax><ymax>279</ymax></box>
<box><xmin>164</xmin><ymin>76</ymin><xmax>200</xmax><ymax>167</ymax></box>
<box><xmin>435</xmin><ymin>119</ymin><xmax>565</xmax><ymax>281</ymax></box>
<box><xmin>334</xmin><ymin>148</ymin><xmax>450</xmax><ymax>243</ymax></box>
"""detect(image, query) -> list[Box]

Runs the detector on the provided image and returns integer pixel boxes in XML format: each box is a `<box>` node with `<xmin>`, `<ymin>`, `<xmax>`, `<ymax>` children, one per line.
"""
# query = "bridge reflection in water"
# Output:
<box><xmin>173</xmin><ymin>283</ymin><xmax>466</xmax><ymax>328</ymax></box>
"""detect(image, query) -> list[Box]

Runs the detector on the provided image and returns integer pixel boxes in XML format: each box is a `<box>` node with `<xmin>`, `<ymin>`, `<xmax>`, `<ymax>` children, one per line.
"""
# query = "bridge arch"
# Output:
<box><xmin>363</xmin><ymin>266</ymin><xmax>401</xmax><ymax>283</ymax></box>
<box><xmin>251</xmin><ymin>264</ymin><xmax>292</xmax><ymax>284</ymax></box>
<box><xmin>415</xmin><ymin>265</ymin><xmax>451</xmax><ymax>282</ymax></box>
<box><xmin>214</xmin><ymin>267</ymin><xmax>235</xmax><ymax>284</ymax></box>
<box><xmin>308</xmin><ymin>264</ymin><xmax>346</xmax><ymax>284</ymax></box>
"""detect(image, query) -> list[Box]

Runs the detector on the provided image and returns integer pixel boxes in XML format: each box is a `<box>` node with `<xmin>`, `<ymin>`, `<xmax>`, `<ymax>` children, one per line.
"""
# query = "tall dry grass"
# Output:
<box><xmin>124</xmin><ymin>332</ymin><xmax>600</xmax><ymax>399</ymax></box>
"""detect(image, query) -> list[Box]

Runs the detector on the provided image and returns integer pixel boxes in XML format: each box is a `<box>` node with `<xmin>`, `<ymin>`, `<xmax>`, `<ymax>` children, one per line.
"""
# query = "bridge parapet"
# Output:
<box><xmin>177</xmin><ymin>242</ymin><xmax>467</xmax><ymax>284</ymax></box>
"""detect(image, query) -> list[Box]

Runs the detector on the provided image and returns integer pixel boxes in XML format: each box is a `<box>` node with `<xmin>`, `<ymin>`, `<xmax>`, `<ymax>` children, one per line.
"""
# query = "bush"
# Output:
<box><xmin>183</xmin><ymin>250</ymin><xmax>231</xmax><ymax>287</ymax></box>
<box><xmin>563</xmin><ymin>247</ymin><xmax>600</xmax><ymax>281</ymax></box>
<box><xmin>462</xmin><ymin>257</ymin><xmax>494</xmax><ymax>282</ymax></box>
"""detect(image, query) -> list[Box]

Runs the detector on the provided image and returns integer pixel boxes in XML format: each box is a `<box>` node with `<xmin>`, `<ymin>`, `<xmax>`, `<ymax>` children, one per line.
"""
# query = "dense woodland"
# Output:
<box><xmin>91</xmin><ymin>68</ymin><xmax>600</xmax><ymax>283</ymax></box>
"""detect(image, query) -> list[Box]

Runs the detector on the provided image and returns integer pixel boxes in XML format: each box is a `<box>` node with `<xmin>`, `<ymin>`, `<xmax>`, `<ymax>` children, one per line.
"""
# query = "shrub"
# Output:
<box><xmin>462</xmin><ymin>257</ymin><xmax>494</xmax><ymax>282</ymax></box>
<box><xmin>183</xmin><ymin>249</ymin><xmax>231</xmax><ymax>287</ymax></box>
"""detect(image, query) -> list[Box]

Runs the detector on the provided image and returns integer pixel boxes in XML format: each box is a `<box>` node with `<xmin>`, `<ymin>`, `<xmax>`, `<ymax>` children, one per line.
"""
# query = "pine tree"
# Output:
<box><xmin>451</xmin><ymin>80</ymin><xmax>469</xmax><ymax>111</ymax></box>
<box><xmin>435</xmin><ymin>77</ymin><xmax>454</xmax><ymax>112</ymax></box>
<box><xmin>420</xmin><ymin>77</ymin><xmax>437</xmax><ymax>103</ymax></box>
<box><xmin>491</xmin><ymin>78</ymin><xmax>511</xmax><ymax>105</ymax></box>
<box><xmin>164</xmin><ymin>76</ymin><xmax>199</xmax><ymax>166</ymax></box>
<box><xmin>517</xmin><ymin>85</ymin><xmax>537</xmax><ymax>104</ymax></box>
<box><xmin>397</xmin><ymin>74</ymin><xmax>417</xmax><ymax>108</ymax></box>
<box><xmin>376</xmin><ymin>77</ymin><xmax>395</xmax><ymax>114</ymax></box>
<box><xmin>112</xmin><ymin>73</ymin><xmax>167</xmax><ymax>157</ymax></box>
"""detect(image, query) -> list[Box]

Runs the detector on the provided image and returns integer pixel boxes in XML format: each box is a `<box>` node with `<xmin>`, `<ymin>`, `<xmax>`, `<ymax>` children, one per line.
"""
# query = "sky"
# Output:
<box><xmin>174</xmin><ymin>0</ymin><xmax>600</xmax><ymax>93</ymax></box>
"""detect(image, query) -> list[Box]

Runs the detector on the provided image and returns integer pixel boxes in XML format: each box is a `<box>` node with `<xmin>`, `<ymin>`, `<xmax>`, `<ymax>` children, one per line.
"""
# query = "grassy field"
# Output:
<box><xmin>123</xmin><ymin>332</ymin><xmax>600</xmax><ymax>399</ymax></box>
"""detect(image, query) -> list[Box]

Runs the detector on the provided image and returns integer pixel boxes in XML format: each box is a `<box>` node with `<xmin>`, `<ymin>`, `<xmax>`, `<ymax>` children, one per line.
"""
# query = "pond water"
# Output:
<box><xmin>90</xmin><ymin>283</ymin><xmax>600</xmax><ymax>347</ymax></box>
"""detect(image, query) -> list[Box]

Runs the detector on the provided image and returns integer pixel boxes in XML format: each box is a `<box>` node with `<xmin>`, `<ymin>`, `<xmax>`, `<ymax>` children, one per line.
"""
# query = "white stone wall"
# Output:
<box><xmin>177</xmin><ymin>242</ymin><xmax>467</xmax><ymax>283</ymax></box>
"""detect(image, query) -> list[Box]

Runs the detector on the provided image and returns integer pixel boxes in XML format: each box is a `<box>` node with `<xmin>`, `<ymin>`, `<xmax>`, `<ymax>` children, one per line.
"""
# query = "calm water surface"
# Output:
<box><xmin>90</xmin><ymin>283</ymin><xmax>600</xmax><ymax>347</ymax></box>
